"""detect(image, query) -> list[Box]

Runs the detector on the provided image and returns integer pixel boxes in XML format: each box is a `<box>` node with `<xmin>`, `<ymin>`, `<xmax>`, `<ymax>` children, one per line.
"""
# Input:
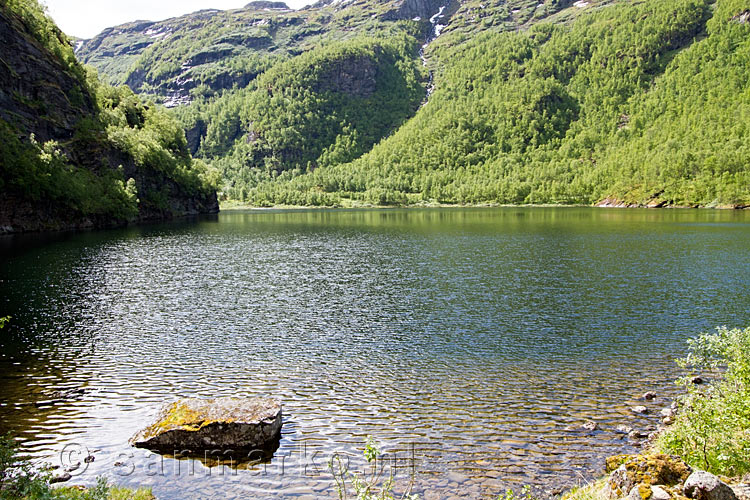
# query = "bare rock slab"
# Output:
<box><xmin>130</xmin><ymin>397</ymin><xmax>282</xmax><ymax>451</ymax></box>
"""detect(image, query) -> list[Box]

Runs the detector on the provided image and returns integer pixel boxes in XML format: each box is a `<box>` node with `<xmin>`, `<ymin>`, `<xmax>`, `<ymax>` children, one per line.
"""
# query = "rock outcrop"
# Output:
<box><xmin>131</xmin><ymin>398</ymin><xmax>282</xmax><ymax>451</ymax></box>
<box><xmin>603</xmin><ymin>454</ymin><xmax>744</xmax><ymax>500</ymax></box>
<box><xmin>606</xmin><ymin>454</ymin><xmax>692</xmax><ymax>498</ymax></box>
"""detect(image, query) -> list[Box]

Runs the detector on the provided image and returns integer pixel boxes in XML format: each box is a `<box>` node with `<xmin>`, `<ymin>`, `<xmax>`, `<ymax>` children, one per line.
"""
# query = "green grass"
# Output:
<box><xmin>0</xmin><ymin>435</ymin><xmax>153</xmax><ymax>500</ymax></box>
<box><xmin>55</xmin><ymin>482</ymin><xmax>154</xmax><ymax>500</ymax></box>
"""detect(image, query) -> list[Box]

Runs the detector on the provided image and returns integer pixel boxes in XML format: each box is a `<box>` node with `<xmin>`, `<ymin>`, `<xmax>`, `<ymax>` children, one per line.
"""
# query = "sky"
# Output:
<box><xmin>41</xmin><ymin>0</ymin><xmax>315</xmax><ymax>39</ymax></box>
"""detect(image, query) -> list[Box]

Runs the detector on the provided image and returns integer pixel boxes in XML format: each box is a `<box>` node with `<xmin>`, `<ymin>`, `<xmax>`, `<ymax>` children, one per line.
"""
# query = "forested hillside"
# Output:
<box><xmin>76</xmin><ymin>0</ymin><xmax>603</xmax><ymax>206</ymax></box>
<box><xmin>0</xmin><ymin>0</ymin><xmax>218</xmax><ymax>233</ymax></box>
<box><xmin>30</xmin><ymin>0</ymin><xmax>750</xmax><ymax>209</ymax></box>
<box><xmin>240</xmin><ymin>0</ymin><xmax>750</xmax><ymax>207</ymax></box>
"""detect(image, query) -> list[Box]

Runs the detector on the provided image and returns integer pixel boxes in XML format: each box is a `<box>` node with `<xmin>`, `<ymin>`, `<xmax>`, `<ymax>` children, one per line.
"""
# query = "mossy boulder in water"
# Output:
<box><xmin>130</xmin><ymin>397</ymin><xmax>282</xmax><ymax>451</ymax></box>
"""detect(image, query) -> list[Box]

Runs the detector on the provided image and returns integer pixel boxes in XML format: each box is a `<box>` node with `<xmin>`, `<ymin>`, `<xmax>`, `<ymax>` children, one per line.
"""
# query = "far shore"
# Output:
<box><xmin>219</xmin><ymin>200</ymin><xmax>750</xmax><ymax>211</ymax></box>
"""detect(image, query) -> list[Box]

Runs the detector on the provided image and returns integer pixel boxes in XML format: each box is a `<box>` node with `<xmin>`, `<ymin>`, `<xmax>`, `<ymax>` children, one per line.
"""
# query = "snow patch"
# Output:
<box><xmin>144</xmin><ymin>28</ymin><xmax>170</xmax><ymax>39</ymax></box>
<box><xmin>574</xmin><ymin>1</ymin><xmax>590</xmax><ymax>7</ymax></box>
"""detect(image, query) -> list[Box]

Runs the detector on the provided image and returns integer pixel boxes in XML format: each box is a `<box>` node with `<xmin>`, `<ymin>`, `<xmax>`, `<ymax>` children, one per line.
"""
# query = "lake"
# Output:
<box><xmin>1</xmin><ymin>207</ymin><xmax>749</xmax><ymax>499</ymax></box>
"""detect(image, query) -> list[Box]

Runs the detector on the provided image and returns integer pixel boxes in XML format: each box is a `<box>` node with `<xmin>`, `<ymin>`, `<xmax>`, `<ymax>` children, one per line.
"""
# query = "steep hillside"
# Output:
<box><xmin>75</xmin><ymin>0</ymin><xmax>750</xmax><ymax>209</ymax></box>
<box><xmin>175</xmin><ymin>35</ymin><xmax>426</xmax><ymax>201</ymax></box>
<box><xmin>75</xmin><ymin>0</ymin><xmax>592</xmax><ymax>204</ymax></box>
<box><xmin>0</xmin><ymin>0</ymin><xmax>218</xmax><ymax>233</ymax></box>
<box><xmin>76</xmin><ymin>0</ymin><xmax>589</xmax><ymax>107</ymax></box>
<box><xmin>240</xmin><ymin>0</ymin><xmax>750</xmax><ymax>208</ymax></box>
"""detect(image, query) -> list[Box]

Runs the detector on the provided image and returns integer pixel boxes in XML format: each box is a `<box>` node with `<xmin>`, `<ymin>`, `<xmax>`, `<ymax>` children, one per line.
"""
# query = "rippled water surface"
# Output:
<box><xmin>1</xmin><ymin>208</ymin><xmax>749</xmax><ymax>499</ymax></box>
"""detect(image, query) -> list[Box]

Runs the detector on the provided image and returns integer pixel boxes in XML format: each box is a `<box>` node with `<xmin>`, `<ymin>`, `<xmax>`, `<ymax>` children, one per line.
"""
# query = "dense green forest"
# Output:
<box><xmin>0</xmin><ymin>0</ymin><xmax>218</xmax><ymax>231</ymax></box>
<box><xmin>174</xmin><ymin>35</ymin><xmax>426</xmax><ymax>202</ymax></box>
<box><xmin>233</xmin><ymin>0</ymin><xmax>750</xmax><ymax>207</ymax></box>
<box><xmin>6</xmin><ymin>0</ymin><xmax>750</xmax><ymax>211</ymax></box>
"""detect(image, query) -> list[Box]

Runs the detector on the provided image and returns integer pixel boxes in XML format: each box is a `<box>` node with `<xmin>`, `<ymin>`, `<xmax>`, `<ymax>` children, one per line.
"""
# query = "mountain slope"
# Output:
<box><xmin>241</xmin><ymin>0</ymin><xmax>750</xmax><ymax>208</ymax></box>
<box><xmin>75</xmin><ymin>0</ymin><xmax>750</xmax><ymax>209</ymax></box>
<box><xmin>0</xmin><ymin>0</ymin><xmax>218</xmax><ymax>233</ymax></box>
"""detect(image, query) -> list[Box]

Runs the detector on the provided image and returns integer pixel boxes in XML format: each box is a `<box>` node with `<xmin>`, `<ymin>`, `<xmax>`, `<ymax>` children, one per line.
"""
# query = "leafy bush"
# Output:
<box><xmin>658</xmin><ymin>326</ymin><xmax>750</xmax><ymax>476</ymax></box>
<box><xmin>1</xmin><ymin>0</ymin><xmax>217</xmax><ymax>224</ymax></box>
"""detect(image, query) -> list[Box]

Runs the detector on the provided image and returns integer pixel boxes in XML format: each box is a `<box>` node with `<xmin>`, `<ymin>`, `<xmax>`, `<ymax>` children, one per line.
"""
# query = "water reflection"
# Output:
<box><xmin>1</xmin><ymin>208</ymin><xmax>749</xmax><ymax>499</ymax></box>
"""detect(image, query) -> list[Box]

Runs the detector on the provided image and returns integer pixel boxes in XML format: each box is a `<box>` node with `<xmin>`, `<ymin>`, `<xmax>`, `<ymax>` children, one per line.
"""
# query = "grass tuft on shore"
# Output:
<box><xmin>560</xmin><ymin>478</ymin><xmax>609</xmax><ymax>500</ymax></box>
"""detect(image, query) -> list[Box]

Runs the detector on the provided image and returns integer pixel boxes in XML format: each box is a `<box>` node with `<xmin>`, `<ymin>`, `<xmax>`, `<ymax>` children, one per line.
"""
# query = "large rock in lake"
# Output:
<box><xmin>130</xmin><ymin>397</ymin><xmax>282</xmax><ymax>451</ymax></box>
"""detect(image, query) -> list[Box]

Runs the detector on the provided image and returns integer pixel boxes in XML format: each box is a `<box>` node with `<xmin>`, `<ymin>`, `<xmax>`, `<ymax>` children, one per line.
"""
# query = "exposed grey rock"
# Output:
<box><xmin>131</xmin><ymin>397</ymin><xmax>282</xmax><ymax>451</ymax></box>
<box><xmin>607</xmin><ymin>454</ymin><xmax>692</xmax><ymax>498</ymax></box>
<box><xmin>632</xmin><ymin>406</ymin><xmax>649</xmax><ymax>415</ymax></box>
<box><xmin>684</xmin><ymin>471</ymin><xmax>737</xmax><ymax>500</ymax></box>
<box><xmin>661</xmin><ymin>407</ymin><xmax>676</xmax><ymax>418</ymax></box>
<box><xmin>651</xmin><ymin>485</ymin><xmax>672</xmax><ymax>500</ymax></box>
<box><xmin>628</xmin><ymin>485</ymin><xmax>645</xmax><ymax>500</ymax></box>
<box><xmin>729</xmin><ymin>483</ymin><xmax>750</xmax><ymax>500</ymax></box>
<box><xmin>616</xmin><ymin>425</ymin><xmax>634</xmax><ymax>434</ymax></box>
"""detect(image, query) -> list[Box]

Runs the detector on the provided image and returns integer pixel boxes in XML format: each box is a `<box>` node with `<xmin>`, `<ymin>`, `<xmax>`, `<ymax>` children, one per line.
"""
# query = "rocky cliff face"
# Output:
<box><xmin>0</xmin><ymin>5</ymin><xmax>218</xmax><ymax>233</ymax></box>
<box><xmin>0</xmin><ymin>9</ymin><xmax>94</xmax><ymax>144</ymax></box>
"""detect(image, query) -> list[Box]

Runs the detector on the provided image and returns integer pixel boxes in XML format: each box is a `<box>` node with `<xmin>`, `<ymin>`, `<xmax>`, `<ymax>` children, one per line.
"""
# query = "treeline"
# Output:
<box><xmin>0</xmin><ymin>0</ymin><xmax>218</xmax><ymax>223</ymax></box>
<box><xmin>228</xmin><ymin>0</ymin><xmax>750</xmax><ymax>207</ymax></box>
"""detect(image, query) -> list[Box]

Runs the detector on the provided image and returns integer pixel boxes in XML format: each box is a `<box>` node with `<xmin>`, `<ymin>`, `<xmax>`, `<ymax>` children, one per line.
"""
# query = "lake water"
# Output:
<box><xmin>1</xmin><ymin>208</ymin><xmax>749</xmax><ymax>500</ymax></box>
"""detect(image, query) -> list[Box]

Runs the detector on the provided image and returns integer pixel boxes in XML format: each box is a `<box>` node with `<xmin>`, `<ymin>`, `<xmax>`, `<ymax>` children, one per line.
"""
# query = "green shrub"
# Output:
<box><xmin>658</xmin><ymin>326</ymin><xmax>750</xmax><ymax>476</ymax></box>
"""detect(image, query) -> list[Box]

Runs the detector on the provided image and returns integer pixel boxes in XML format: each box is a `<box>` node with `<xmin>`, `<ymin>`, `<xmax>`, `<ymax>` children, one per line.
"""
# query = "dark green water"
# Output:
<box><xmin>1</xmin><ymin>208</ymin><xmax>749</xmax><ymax>499</ymax></box>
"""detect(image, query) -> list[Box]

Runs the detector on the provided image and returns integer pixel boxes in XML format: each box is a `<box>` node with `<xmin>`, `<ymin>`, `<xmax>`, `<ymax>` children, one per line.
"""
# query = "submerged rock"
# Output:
<box><xmin>130</xmin><ymin>397</ymin><xmax>282</xmax><ymax>451</ymax></box>
<box><xmin>628</xmin><ymin>429</ymin><xmax>648</xmax><ymax>440</ymax></box>
<box><xmin>582</xmin><ymin>421</ymin><xmax>600</xmax><ymax>431</ymax></box>
<box><xmin>684</xmin><ymin>471</ymin><xmax>737</xmax><ymax>500</ymax></box>
<box><xmin>50</xmin><ymin>472</ymin><xmax>72</xmax><ymax>484</ymax></box>
<box><xmin>566</xmin><ymin>421</ymin><xmax>600</xmax><ymax>432</ymax></box>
